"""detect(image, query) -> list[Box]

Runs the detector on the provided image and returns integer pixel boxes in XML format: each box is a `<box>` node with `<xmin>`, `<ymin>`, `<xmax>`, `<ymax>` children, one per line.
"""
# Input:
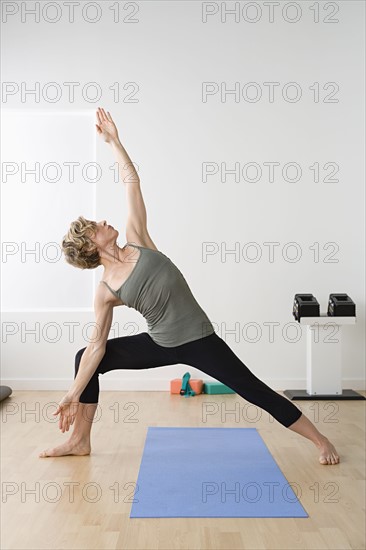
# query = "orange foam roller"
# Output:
<box><xmin>170</xmin><ymin>378</ymin><xmax>203</xmax><ymax>395</ymax></box>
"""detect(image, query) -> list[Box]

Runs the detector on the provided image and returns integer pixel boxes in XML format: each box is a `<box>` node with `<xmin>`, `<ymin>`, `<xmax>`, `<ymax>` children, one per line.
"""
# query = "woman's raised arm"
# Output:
<box><xmin>96</xmin><ymin>107</ymin><xmax>149</xmax><ymax>240</ymax></box>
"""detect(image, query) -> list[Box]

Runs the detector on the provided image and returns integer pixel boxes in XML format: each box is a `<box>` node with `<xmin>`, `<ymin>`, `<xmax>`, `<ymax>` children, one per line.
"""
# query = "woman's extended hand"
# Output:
<box><xmin>96</xmin><ymin>107</ymin><xmax>120</xmax><ymax>144</ymax></box>
<box><xmin>53</xmin><ymin>392</ymin><xmax>80</xmax><ymax>433</ymax></box>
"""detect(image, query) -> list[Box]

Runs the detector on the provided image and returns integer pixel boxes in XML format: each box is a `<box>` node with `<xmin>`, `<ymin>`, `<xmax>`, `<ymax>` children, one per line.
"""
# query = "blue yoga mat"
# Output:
<box><xmin>130</xmin><ymin>427</ymin><xmax>308</xmax><ymax>518</ymax></box>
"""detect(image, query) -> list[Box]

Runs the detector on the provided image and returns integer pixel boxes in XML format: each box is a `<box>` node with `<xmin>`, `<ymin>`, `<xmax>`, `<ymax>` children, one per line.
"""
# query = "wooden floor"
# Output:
<box><xmin>1</xmin><ymin>390</ymin><xmax>365</xmax><ymax>550</ymax></box>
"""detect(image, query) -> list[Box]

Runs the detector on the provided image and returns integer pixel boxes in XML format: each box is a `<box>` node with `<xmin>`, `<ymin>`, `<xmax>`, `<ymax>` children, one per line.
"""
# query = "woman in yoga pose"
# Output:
<box><xmin>39</xmin><ymin>107</ymin><xmax>340</xmax><ymax>465</ymax></box>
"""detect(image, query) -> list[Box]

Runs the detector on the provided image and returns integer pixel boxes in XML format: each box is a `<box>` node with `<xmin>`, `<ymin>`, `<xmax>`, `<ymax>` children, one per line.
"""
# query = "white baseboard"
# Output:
<box><xmin>3</xmin><ymin>378</ymin><xmax>366</xmax><ymax>392</ymax></box>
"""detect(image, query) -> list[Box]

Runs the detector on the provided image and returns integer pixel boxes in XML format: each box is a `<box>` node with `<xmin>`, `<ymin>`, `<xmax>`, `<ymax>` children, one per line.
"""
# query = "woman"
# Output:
<box><xmin>39</xmin><ymin>107</ymin><xmax>340</xmax><ymax>465</ymax></box>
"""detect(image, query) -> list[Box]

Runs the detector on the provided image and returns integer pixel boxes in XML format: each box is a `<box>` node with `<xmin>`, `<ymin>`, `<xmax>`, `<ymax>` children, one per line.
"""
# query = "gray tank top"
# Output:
<box><xmin>101</xmin><ymin>243</ymin><xmax>215</xmax><ymax>347</ymax></box>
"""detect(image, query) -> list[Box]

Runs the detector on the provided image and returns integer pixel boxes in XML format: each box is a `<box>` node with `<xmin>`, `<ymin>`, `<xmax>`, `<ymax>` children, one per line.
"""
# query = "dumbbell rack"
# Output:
<box><xmin>284</xmin><ymin>315</ymin><xmax>365</xmax><ymax>400</ymax></box>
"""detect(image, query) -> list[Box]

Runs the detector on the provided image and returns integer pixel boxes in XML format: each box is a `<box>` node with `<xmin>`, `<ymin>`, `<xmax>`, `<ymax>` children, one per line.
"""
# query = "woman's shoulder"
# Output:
<box><xmin>125</xmin><ymin>230</ymin><xmax>159</xmax><ymax>252</ymax></box>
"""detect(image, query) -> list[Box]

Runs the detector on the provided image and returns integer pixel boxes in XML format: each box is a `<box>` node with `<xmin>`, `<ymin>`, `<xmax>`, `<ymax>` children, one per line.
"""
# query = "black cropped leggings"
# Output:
<box><xmin>74</xmin><ymin>331</ymin><xmax>302</xmax><ymax>428</ymax></box>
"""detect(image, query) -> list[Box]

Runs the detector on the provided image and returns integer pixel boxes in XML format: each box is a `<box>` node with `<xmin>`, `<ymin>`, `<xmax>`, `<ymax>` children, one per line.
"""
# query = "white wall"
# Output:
<box><xmin>1</xmin><ymin>1</ymin><xmax>365</xmax><ymax>392</ymax></box>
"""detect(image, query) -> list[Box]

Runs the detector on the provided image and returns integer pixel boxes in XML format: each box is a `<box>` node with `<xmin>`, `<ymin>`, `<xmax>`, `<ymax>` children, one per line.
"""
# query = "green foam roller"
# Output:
<box><xmin>203</xmin><ymin>382</ymin><xmax>236</xmax><ymax>394</ymax></box>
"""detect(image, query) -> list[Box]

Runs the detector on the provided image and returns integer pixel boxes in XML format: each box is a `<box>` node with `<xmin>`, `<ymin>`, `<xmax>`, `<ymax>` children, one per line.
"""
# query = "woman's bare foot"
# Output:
<box><xmin>39</xmin><ymin>437</ymin><xmax>91</xmax><ymax>458</ymax></box>
<box><xmin>287</xmin><ymin>413</ymin><xmax>341</xmax><ymax>465</ymax></box>
<box><xmin>316</xmin><ymin>437</ymin><xmax>340</xmax><ymax>465</ymax></box>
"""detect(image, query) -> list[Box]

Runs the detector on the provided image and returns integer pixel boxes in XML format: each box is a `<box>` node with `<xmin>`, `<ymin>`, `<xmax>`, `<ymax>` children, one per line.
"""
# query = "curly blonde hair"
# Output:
<box><xmin>61</xmin><ymin>215</ymin><xmax>101</xmax><ymax>270</ymax></box>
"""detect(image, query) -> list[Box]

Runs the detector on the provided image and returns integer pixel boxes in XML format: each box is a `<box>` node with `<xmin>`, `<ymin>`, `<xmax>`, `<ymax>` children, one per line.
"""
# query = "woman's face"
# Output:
<box><xmin>90</xmin><ymin>220</ymin><xmax>119</xmax><ymax>249</ymax></box>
